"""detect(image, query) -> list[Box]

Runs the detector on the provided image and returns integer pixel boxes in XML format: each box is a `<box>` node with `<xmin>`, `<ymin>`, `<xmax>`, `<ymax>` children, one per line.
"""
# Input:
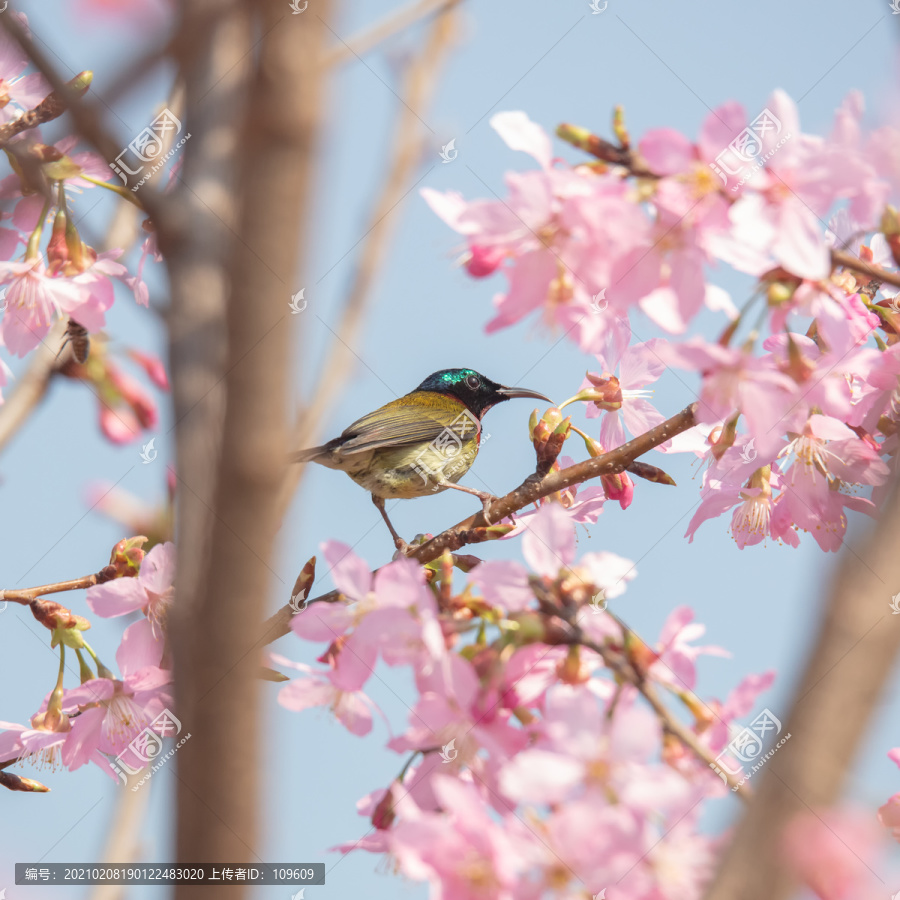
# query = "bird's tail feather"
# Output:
<box><xmin>290</xmin><ymin>446</ymin><xmax>326</xmax><ymax>464</ymax></box>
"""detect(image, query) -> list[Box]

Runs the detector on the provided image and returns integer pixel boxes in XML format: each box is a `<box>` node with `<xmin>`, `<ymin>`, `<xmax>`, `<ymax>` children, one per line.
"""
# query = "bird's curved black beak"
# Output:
<box><xmin>496</xmin><ymin>385</ymin><xmax>553</xmax><ymax>404</ymax></box>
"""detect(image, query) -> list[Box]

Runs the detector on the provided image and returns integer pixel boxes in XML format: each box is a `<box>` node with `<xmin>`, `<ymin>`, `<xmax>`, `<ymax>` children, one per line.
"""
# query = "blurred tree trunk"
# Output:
<box><xmin>166</xmin><ymin>1</ymin><xmax>328</xmax><ymax>892</ymax></box>
<box><xmin>704</xmin><ymin>477</ymin><xmax>900</xmax><ymax>900</ymax></box>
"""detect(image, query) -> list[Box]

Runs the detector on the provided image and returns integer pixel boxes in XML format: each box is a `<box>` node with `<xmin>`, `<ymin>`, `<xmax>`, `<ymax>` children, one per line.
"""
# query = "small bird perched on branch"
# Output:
<box><xmin>292</xmin><ymin>368</ymin><xmax>551</xmax><ymax>551</ymax></box>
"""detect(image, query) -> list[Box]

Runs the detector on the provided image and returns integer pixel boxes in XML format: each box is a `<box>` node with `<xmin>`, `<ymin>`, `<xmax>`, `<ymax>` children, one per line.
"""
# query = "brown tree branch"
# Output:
<box><xmin>0</xmin><ymin>571</ymin><xmax>110</xmax><ymax>605</ymax></box>
<box><xmin>0</xmin><ymin>319</ymin><xmax>66</xmax><ymax>454</ymax></box>
<box><xmin>0</xmin><ymin>70</ymin><xmax>93</xmax><ymax>146</ymax></box>
<box><xmin>265</xmin><ymin>403</ymin><xmax>697</xmax><ymax>642</ymax></box>
<box><xmin>703</xmin><ymin>474</ymin><xmax>900</xmax><ymax>900</ymax></box>
<box><xmin>0</xmin><ymin>13</ymin><xmax>167</xmax><ymax>208</ymax></box>
<box><xmin>832</xmin><ymin>247</ymin><xmax>900</xmax><ymax>290</ymax></box>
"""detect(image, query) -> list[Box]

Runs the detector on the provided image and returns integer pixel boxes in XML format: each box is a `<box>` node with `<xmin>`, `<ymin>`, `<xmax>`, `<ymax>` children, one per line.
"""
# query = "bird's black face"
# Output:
<box><xmin>415</xmin><ymin>368</ymin><xmax>552</xmax><ymax>418</ymax></box>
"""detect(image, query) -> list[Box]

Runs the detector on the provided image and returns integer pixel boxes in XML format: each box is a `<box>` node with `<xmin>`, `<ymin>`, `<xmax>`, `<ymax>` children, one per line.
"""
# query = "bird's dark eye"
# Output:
<box><xmin>465</xmin><ymin>374</ymin><xmax>479</xmax><ymax>389</ymax></box>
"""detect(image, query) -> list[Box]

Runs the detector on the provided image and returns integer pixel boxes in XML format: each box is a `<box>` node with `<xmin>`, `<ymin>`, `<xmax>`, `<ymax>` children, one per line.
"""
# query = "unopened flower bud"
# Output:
<box><xmin>0</xmin><ymin>771</ymin><xmax>51</xmax><ymax>792</ymax></box>
<box><xmin>767</xmin><ymin>281</ymin><xmax>796</xmax><ymax>305</ymax></box>
<box><xmin>626</xmin><ymin>460</ymin><xmax>676</xmax><ymax>486</ymax></box>
<box><xmin>465</xmin><ymin>244</ymin><xmax>505</xmax><ymax>277</ymax></box>
<box><xmin>128</xmin><ymin>349</ymin><xmax>170</xmax><ymax>390</ymax></box>
<box><xmin>612</xmin><ymin>104</ymin><xmax>630</xmax><ymax>149</ymax></box>
<box><xmin>880</xmin><ymin>207</ymin><xmax>900</xmax><ymax>267</ymax></box>
<box><xmin>109</xmin><ymin>536</ymin><xmax>148</xmax><ymax>577</ymax></box>
<box><xmin>624</xmin><ymin>631</ymin><xmax>659</xmax><ymax>675</ymax></box>
<box><xmin>371</xmin><ymin>786</ymin><xmax>397</xmax><ymax>830</ymax></box>
<box><xmin>881</xmin><ymin>205</ymin><xmax>900</xmax><ymax>238</ymax></box>
<box><xmin>290</xmin><ymin>556</ymin><xmax>316</xmax><ymax>609</ymax></box>
<box><xmin>532</xmin><ymin>407</ymin><xmax>571</xmax><ymax>476</ymax></box>
<box><xmin>830</xmin><ymin>270</ymin><xmax>857</xmax><ymax>294</ymax></box>
<box><xmin>601</xmin><ymin>470</ymin><xmax>634</xmax><ymax>509</ymax></box>
<box><xmin>709</xmin><ymin>416</ymin><xmax>738</xmax><ymax>461</ymax></box>
<box><xmin>556</xmin><ymin>645</ymin><xmax>590</xmax><ymax>685</ymax></box>
<box><xmin>47</xmin><ymin>207</ymin><xmax>68</xmax><ymax>275</ymax></box>
<box><xmin>783</xmin><ymin>334</ymin><xmax>816</xmax><ymax>384</ymax></box>
<box><xmin>30</xmin><ymin>598</ymin><xmax>79</xmax><ymax>631</ymax></box>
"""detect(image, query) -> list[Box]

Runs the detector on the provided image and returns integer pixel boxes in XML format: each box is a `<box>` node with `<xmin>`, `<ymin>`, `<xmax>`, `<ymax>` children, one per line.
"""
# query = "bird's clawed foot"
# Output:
<box><xmin>441</xmin><ymin>482</ymin><xmax>502</xmax><ymax>524</ymax></box>
<box><xmin>372</xmin><ymin>494</ymin><xmax>410</xmax><ymax>555</ymax></box>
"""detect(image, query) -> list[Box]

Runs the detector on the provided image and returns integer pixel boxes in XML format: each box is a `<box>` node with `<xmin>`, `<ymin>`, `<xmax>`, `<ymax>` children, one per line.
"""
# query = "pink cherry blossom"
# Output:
<box><xmin>87</xmin><ymin>541</ymin><xmax>175</xmax><ymax>668</ymax></box>
<box><xmin>783</xmin><ymin>809</ymin><xmax>888</xmax><ymax>900</ymax></box>
<box><xmin>650</xmin><ymin>606</ymin><xmax>729</xmax><ymax>692</ymax></box>
<box><xmin>274</xmin><ymin>653</ymin><xmax>380</xmax><ymax>737</ymax></box>
<box><xmin>390</xmin><ymin>776</ymin><xmax>528</xmax><ymax>900</ymax></box>
<box><xmin>582</xmin><ymin>320</ymin><xmax>668</xmax><ymax>451</ymax></box>
<box><xmin>774</xmin><ymin>415</ymin><xmax>888</xmax><ymax>552</ymax></box>
<box><xmin>58</xmin><ymin>662</ymin><xmax>173</xmax><ymax>776</ymax></box>
<box><xmin>0</xmin><ymin>716</ymin><xmax>72</xmax><ymax>772</ymax></box>
<box><xmin>0</xmin><ymin>256</ymin><xmax>93</xmax><ymax>356</ymax></box>
<box><xmin>661</xmin><ymin>337</ymin><xmax>797</xmax><ymax>461</ymax></box>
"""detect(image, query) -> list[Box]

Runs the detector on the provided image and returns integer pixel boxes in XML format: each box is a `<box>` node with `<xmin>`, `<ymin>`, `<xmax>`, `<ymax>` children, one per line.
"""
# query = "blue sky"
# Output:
<box><xmin>1</xmin><ymin>1</ymin><xmax>900</xmax><ymax>898</ymax></box>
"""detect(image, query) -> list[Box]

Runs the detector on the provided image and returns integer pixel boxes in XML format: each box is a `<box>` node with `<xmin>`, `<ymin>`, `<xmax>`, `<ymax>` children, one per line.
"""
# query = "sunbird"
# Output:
<box><xmin>292</xmin><ymin>368</ymin><xmax>551</xmax><ymax>550</ymax></box>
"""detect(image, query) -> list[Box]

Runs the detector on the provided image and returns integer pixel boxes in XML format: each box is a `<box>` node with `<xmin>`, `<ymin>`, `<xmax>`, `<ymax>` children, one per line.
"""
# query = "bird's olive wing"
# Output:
<box><xmin>335</xmin><ymin>398</ymin><xmax>476</xmax><ymax>455</ymax></box>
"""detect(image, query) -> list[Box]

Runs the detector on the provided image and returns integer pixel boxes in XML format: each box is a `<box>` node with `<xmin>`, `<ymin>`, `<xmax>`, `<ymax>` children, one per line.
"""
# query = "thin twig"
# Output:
<box><xmin>573</xmin><ymin>632</ymin><xmax>750</xmax><ymax>800</ymax></box>
<box><xmin>279</xmin><ymin>0</ymin><xmax>461</xmax><ymax>518</ymax></box>
<box><xmin>321</xmin><ymin>0</ymin><xmax>463</xmax><ymax>67</ymax></box>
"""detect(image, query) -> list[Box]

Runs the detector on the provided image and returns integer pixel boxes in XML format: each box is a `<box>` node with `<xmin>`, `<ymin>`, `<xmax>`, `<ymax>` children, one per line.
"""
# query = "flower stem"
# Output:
<box><xmin>82</xmin><ymin>641</ymin><xmax>115</xmax><ymax>680</ymax></box>
<box><xmin>81</xmin><ymin>174</ymin><xmax>146</xmax><ymax>210</ymax></box>
<box><xmin>25</xmin><ymin>195</ymin><xmax>52</xmax><ymax>260</ymax></box>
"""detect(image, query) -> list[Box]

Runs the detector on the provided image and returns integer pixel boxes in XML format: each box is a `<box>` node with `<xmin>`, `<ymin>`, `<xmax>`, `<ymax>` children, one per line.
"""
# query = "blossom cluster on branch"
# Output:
<box><xmin>0</xmin><ymin>540</ymin><xmax>174</xmax><ymax>789</ymax></box>
<box><xmin>275</xmin><ymin>506</ymin><xmax>775</xmax><ymax>899</ymax></box>
<box><xmin>0</xmin><ymin>14</ymin><xmax>167</xmax><ymax>443</ymax></box>
<box><xmin>423</xmin><ymin>93</ymin><xmax>900</xmax><ymax>552</ymax></box>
